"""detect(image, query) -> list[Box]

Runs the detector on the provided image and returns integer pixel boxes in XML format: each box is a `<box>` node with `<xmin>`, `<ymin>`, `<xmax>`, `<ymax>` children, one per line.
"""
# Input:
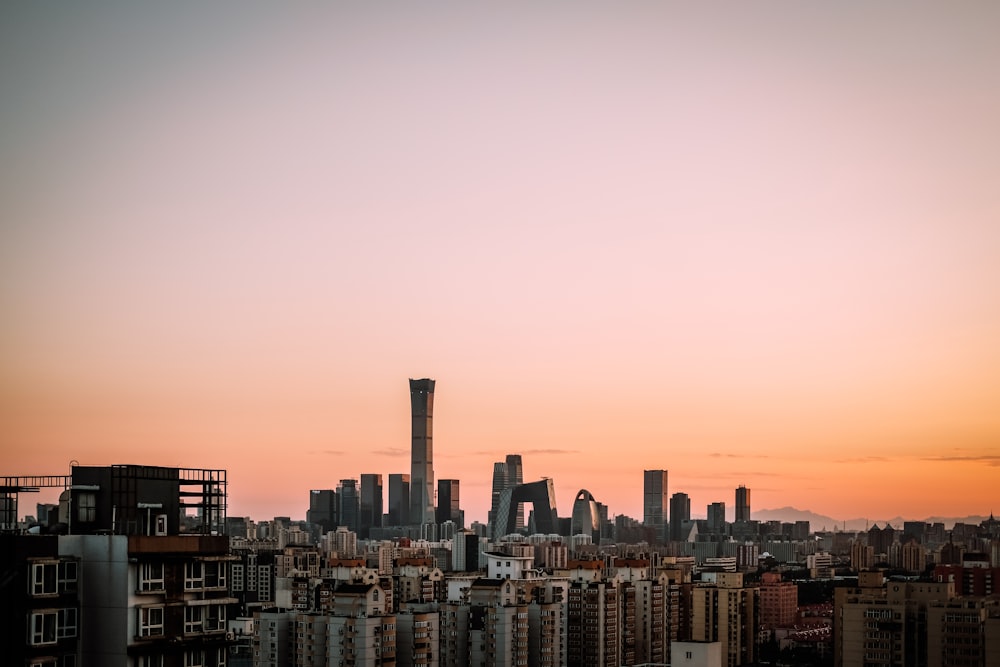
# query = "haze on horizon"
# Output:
<box><xmin>2</xmin><ymin>3</ymin><xmax>998</xmax><ymax>525</ymax></box>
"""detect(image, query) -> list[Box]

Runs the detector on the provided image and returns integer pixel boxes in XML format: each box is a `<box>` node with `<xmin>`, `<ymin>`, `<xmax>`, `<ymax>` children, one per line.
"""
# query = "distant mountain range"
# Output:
<box><xmin>753</xmin><ymin>507</ymin><xmax>989</xmax><ymax>532</ymax></box>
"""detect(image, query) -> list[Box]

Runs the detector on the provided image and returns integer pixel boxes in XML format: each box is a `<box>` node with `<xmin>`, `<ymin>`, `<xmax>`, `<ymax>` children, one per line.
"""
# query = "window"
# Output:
<box><xmin>138</xmin><ymin>606</ymin><xmax>165</xmax><ymax>637</ymax></box>
<box><xmin>185</xmin><ymin>561</ymin><xmax>227</xmax><ymax>590</ymax></box>
<box><xmin>185</xmin><ymin>562</ymin><xmax>204</xmax><ymax>590</ymax></box>
<box><xmin>185</xmin><ymin>605</ymin><xmax>204</xmax><ymax>634</ymax></box>
<box><xmin>58</xmin><ymin>608</ymin><xmax>78</xmax><ymax>638</ymax></box>
<box><xmin>184</xmin><ymin>650</ymin><xmax>204</xmax><ymax>667</ymax></box>
<box><xmin>31</xmin><ymin>562</ymin><xmax>57</xmax><ymax>596</ymax></box>
<box><xmin>231</xmin><ymin>564</ymin><xmax>244</xmax><ymax>591</ymax></box>
<box><xmin>185</xmin><ymin>604</ymin><xmax>226</xmax><ymax>634</ymax></box>
<box><xmin>137</xmin><ymin>657</ymin><xmax>164</xmax><ymax>667</ymax></box>
<box><xmin>77</xmin><ymin>492</ymin><xmax>96</xmax><ymax>522</ymax></box>
<box><xmin>138</xmin><ymin>562</ymin><xmax>165</xmax><ymax>592</ymax></box>
<box><xmin>59</xmin><ymin>561</ymin><xmax>78</xmax><ymax>593</ymax></box>
<box><xmin>29</xmin><ymin>611</ymin><xmax>57</xmax><ymax>645</ymax></box>
<box><xmin>204</xmin><ymin>561</ymin><xmax>226</xmax><ymax>589</ymax></box>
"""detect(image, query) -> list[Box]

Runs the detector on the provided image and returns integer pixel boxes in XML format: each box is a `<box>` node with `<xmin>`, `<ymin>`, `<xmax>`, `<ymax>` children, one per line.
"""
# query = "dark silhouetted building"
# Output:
<box><xmin>868</xmin><ymin>523</ymin><xmax>895</xmax><ymax>557</ymax></box>
<box><xmin>670</xmin><ymin>492</ymin><xmax>691</xmax><ymax>541</ymax></box>
<box><xmin>409</xmin><ymin>378</ymin><xmax>436</xmax><ymax>526</ymax></box>
<box><xmin>359</xmin><ymin>474</ymin><xmax>382</xmax><ymax>539</ymax></box>
<box><xmin>436</xmin><ymin>478</ymin><xmax>461</xmax><ymax>527</ymax></box>
<box><xmin>735</xmin><ymin>485</ymin><xmax>751</xmax><ymax>522</ymax></box>
<box><xmin>493</xmin><ymin>479</ymin><xmax>559</xmax><ymax>539</ymax></box>
<box><xmin>643</xmin><ymin>469</ymin><xmax>669</xmax><ymax>543</ymax></box>
<box><xmin>12</xmin><ymin>464</ymin><xmax>237</xmax><ymax>665</ymax></box>
<box><xmin>570</xmin><ymin>489</ymin><xmax>602</xmax><ymax>542</ymax></box>
<box><xmin>505</xmin><ymin>454</ymin><xmax>524</xmax><ymax>530</ymax></box>
<box><xmin>337</xmin><ymin>479</ymin><xmax>359</xmax><ymax>533</ymax></box>
<box><xmin>490</xmin><ymin>454</ymin><xmax>525</xmax><ymax>531</ymax></box>
<box><xmin>308</xmin><ymin>489</ymin><xmax>337</xmax><ymax>535</ymax></box>
<box><xmin>707</xmin><ymin>501</ymin><xmax>727</xmax><ymax>535</ymax></box>
<box><xmin>1</xmin><ymin>535</ymin><xmax>80</xmax><ymax>667</ymax></box>
<box><xmin>387</xmin><ymin>473</ymin><xmax>410</xmax><ymax>526</ymax></box>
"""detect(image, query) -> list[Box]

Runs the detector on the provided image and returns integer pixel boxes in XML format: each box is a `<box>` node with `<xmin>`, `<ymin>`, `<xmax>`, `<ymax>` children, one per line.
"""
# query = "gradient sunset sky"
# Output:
<box><xmin>3</xmin><ymin>3</ymin><xmax>998</xmax><ymax>526</ymax></box>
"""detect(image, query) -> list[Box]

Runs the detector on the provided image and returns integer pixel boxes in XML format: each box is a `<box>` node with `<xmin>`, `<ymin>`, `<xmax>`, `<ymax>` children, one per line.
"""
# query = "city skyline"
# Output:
<box><xmin>3</xmin><ymin>4</ymin><xmax>999</xmax><ymax>524</ymax></box>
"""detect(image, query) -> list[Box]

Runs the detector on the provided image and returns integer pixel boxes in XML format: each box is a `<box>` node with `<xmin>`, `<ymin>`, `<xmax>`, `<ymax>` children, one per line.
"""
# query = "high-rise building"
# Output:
<box><xmin>490</xmin><ymin>461</ymin><xmax>508</xmax><ymax>526</ymax></box>
<box><xmin>359</xmin><ymin>473</ymin><xmax>383</xmax><ymax>539</ymax></box>
<box><xmin>735</xmin><ymin>485</ymin><xmax>751</xmax><ymax>522</ymax></box>
<box><xmin>707</xmin><ymin>502</ymin><xmax>727</xmax><ymax>535</ymax></box>
<box><xmin>436</xmin><ymin>479</ymin><xmax>461</xmax><ymax>526</ymax></box>
<box><xmin>388</xmin><ymin>473</ymin><xmax>410</xmax><ymax>526</ymax></box>
<box><xmin>690</xmin><ymin>572</ymin><xmax>758</xmax><ymax>666</ymax></box>
<box><xmin>307</xmin><ymin>489</ymin><xmax>337</xmax><ymax>534</ymax></box>
<box><xmin>337</xmin><ymin>479</ymin><xmax>359</xmax><ymax>533</ymax></box>
<box><xmin>15</xmin><ymin>464</ymin><xmax>237</xmax><ymax>665</ymax></box>
<box><xmin>490</xmin><ymin>454</ymin><xmax>525</xmax><ymax>532</ymax></box>
<box><xmin>834</xmin><ymin>577</ymin><xmax>956</xmax><ymax>667</ymax></box>
<box><xmin>570</xmin><ymin>489</ymin><xmax>602</xmax><ymax>543</ymax></box>
<box><xmin>493</xmin><ymin>479</ymin><xmax>559</xmax><ymax>539</ymax></box>
<box><xmin>505</xmin><ymin>454</ymin><xmax>524</xmax><ymax>530</ymax></box>
<box><xmin>867</xmin><ymin>523</ymin><xmax>895</xmax><ymax>556</ymax></box>
<box><xmin>643</xmin><ymin>469</ymin><xmax>669</xmax><ymax>543</ymax></box>
<box><xmin>1</xmin><ymin>535</ymin><xmax>81</xmax><ymax>667</ymax></box>
<box><xmin>409</xmin><ymin>378</ymin><xmax>436</xmax><ymax>526</ymax></box>
<box><xmin>670</xmin><ymin>492</ymin><xmax>691</xmax><ymax>542</ymax></box>
<box><xmin>759</xmin><ymin>572</ymin><xmax>797</xmax><ymax>629</ymax></box>
<box><xmin>567</xmin><ymin>575</ymin><xmax>620</xmax><ymax>666</ymax></box>
<box><xmin>927</xmin><ymin>597</ymin><xmax>1000</xmax><ymax>667</ymax></box>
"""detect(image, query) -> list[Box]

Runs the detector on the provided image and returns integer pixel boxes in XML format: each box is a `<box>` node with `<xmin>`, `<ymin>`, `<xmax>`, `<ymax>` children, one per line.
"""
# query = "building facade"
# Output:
<box><xmin>670</xmin><ymin>493</ymin><xmax>692</xmax><ymax>542</ymax></box>
<box><xmin>735</xmin><ymin>486</ymin><xmax>750</xmax><ymax>523</ymax></box>
<box><xmin>409</xmin><ymin>378</ymin><xmax>436</xmax><ymax>527</ymax></box>
<box><xmin>360</xmin><ymin>474</ymin><xmax>384</xmax><ymax>539</ymax></box>
<box><xmin>642</xmin><ymin>470</ymin><xmax>668</xmax><ymax>543</ymax></box>
<box><xmin>436</xmin><ymin>479</ymin><xmax>461</xmax><ymax>527</ymax></box>
<box><xmin>387</xmin><ymin>474</ymin><xmax>410</xmax><ymax>527</ymax></box>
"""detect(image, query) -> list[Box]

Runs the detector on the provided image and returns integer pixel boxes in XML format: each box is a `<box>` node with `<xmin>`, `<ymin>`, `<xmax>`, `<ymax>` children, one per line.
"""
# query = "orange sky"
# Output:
<box><xmin>2</xmin><ymin>4</ymin><xmax>998</xmax><ymax>525</ymax></box>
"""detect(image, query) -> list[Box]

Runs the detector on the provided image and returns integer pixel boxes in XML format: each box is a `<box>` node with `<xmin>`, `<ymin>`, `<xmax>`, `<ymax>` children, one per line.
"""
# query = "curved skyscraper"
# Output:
<box><xmin>570</xmin><ymin>489</ymin><xmax>601</xmax><ymax>542</ymax></box>
<box><xmin>409</xmin><ymin>378</ymin><xmax>435</xmax><ymax>526</ymax></box>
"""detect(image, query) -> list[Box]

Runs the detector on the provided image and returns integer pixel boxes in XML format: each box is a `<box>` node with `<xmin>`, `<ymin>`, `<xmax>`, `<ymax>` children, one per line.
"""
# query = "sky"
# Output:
<box><xmin>2</xmin><ymin>3</ymin><xmax>998</xmax><ymax>526</ymax></box>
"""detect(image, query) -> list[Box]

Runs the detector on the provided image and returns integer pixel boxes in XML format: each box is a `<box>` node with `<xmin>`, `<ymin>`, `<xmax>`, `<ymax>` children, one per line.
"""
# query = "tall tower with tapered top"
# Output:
<box><xmin>409</xmin><ymin>378</ymin><xmax>435</xmax><ymax>526</ymax></box>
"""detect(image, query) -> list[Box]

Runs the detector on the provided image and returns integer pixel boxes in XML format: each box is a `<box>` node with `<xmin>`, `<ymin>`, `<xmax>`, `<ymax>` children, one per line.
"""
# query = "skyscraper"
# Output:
<box><xmin>338</xmin><ymin>478</ymin><xmax>359</xmax><ymax>533</ymax></box>
<box><xmin>409</xmin><ymin>378</ymin><xmax>436</xmax><ymax>526</ymax></box>
<box><xmin>707</xmin><ymin>501</ymin><xmax>726</xmax><ymax>535</ymax></box>
<box><xmin>505</xmin><ymin>454</ymin><xmax>524</xmax><ymax>530</ymax></box>
<box><xmin>308</xmin><ymin>489</ymin><xmax>337</xmax><ymax>534</ymax></box>
<box><xmin>489</xmin><ymin>454</ymin><xmax>525</xmax><ymax>532</ymax></box>
<box><xmin>669</xmin><ymin>492</ymin><xmax>691</xmax><ymax>542</ymax></box>
<box><xmin>436</xmin><ymin>479</ymin><xmax>461</xmax><ymax>526</ymax></box>
<box><xmin>735</xmin><ymin>485</ymin><xmax>751</xmax><ymax>522</ymax></box>
<box><xmin>490</xmin><ymin>461</ymin><xmax>507</xmax><ymax>527</ymax></box>
<box><xmin>643</xmin><ymin>470</ymin><xmax>668</xmax><ymax>542</ymax></box>
<box><xmin>359</xmin><ymin>473</ymin><xmax>383</xmax><ymax>539</ymax></box>
<box><xmin>387</xmin><ymin>473</ymin><xmax>410</xmax><ymax>526</ymax></box>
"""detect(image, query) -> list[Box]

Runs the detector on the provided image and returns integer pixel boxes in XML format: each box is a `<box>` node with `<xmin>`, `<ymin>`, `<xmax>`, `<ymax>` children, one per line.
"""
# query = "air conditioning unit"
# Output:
<box><xmin>226</xmin><ymin>631</ymin><xmax>235</xmax><ymax>641</ymax></box>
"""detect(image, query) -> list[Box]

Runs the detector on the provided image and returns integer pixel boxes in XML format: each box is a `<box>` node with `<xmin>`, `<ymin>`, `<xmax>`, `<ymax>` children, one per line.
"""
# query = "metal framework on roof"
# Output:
<box><xmin>106</xmin><ymin>465</ymin><xmax>228</xmax><ymax>535</ymax></box>
<box><xmin>1</xmin><ymin>466</ymin><xmax>227</xmax><ymax>535</ymax></box>
<box><xmin>0</xmin><ymin>475</ymin><xmax>71</xmax><ymax>532</ymax></box>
